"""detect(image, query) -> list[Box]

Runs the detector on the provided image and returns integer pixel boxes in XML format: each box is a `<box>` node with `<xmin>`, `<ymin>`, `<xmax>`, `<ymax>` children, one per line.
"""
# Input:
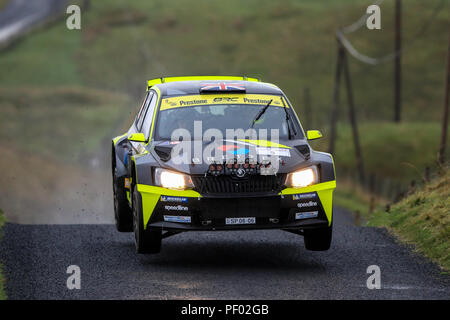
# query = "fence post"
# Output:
<box><xmin>424</xmin><ymin>166</ymin><xmax>430</xmax><ymax>182</ymax></box>
<box><xmin>394</xmin><ymin>0</ymin><xmax>402</xmax><ymax>122</ymax></box>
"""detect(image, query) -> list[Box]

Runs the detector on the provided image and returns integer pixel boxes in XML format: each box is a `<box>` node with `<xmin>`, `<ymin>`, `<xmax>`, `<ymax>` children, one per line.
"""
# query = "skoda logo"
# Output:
<box><xmin>236</xmin><ymin>168</ymin><xmax>246</xmax><ymax>178</ymax></box>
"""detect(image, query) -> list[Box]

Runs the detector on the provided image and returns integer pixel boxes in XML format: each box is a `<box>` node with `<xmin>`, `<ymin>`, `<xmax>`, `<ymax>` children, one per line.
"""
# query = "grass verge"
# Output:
<box><xmin>0</xmin><ymin>208</ymin><xmax>6</xmax><ymax>300</ymax></box>
<box><xmin>368</xmin><ymin>168</ymin><xmax>449</xmax><ymax>271</ymax></box>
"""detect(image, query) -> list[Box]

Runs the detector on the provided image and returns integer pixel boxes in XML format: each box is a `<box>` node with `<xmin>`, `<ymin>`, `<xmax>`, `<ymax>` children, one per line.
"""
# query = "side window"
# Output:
<box><xmin>141</xmin><ymin>92</ymin><xmax>158</xmax><ymax>140</ymax></box>
<box><xmin>136</xmin><ymin>92</ymin><xmax>153</xmax><ymax>132</ymax></box>
<box><xmin>135</xmin><ymin>92</ymin><xmax>150</xmax><ymax>129</ymax></box>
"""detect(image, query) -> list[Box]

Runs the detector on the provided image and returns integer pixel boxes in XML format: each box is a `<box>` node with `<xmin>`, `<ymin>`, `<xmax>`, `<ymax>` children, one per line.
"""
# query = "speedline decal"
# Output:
<box><xmin>160</xmin><ymin>94</ymin><xmax>286</xmax><ymax>110</ymax></box>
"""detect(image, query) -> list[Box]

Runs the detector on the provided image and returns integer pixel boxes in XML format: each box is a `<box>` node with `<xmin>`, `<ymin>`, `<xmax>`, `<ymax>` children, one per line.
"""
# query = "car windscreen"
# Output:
<box><xmin>155</xmin><ymin>94</ymin><xmax>303</xmax><ymax>141</ymax></box>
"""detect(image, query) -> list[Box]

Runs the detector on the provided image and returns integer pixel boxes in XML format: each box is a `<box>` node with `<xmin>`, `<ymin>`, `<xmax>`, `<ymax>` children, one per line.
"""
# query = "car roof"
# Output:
<box><xmin>149</xmin><ymin>79</ymin><xmax>283</xmax><ymax>96</ymax></box>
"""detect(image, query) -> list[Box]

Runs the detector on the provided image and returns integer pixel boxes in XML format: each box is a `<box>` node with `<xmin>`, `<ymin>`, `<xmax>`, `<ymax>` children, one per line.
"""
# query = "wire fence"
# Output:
<box><xmin>337</xmin><ymin>0</ymin><xmax>445</xmax><ymax>66</ymax></box>
<box><xmin>329</xmin><ymin>0</ymin><xmax>449</xmax><ymax>211</ymax></box>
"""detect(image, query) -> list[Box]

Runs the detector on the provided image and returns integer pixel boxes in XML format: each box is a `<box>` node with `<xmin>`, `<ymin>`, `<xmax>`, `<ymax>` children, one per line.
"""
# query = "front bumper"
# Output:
<box><xmin>137</xmin><ymin>181</ymin><xmax>336</xmax><ymax>231</ymax></box>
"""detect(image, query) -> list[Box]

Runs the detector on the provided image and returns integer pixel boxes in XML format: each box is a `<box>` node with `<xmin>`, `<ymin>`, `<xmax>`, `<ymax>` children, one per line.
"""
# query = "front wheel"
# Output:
<box><xmin>304</xmin><ymin>224</ymin><xmax>332</xmax><ymax>251</ymax></box>
<box><xmin>132</xmin><ymin>185</ymin><xmax>162</xmax><ymax>254</ymax></box>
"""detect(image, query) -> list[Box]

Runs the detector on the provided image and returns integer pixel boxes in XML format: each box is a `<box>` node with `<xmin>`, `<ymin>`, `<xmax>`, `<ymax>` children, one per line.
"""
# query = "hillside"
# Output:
<box><xmin>0</xmin><ymin>0</ymin><xmax>447</xmax><ymax>123</ymax></box>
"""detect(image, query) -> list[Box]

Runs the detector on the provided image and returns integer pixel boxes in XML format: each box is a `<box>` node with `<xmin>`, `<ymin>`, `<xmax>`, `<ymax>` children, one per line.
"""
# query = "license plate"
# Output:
<box><xmin>225</xmin><ymin>217</ymin><xmax>256</xmax><ymax>225</ymax></box>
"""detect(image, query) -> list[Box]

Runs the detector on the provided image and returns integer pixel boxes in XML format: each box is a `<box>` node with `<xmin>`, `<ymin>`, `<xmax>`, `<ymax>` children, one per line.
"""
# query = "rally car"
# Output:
<box><xmin>111</xmin><ymin>76</ymin><xmax>336</xmax><ymax>254</ymax></box>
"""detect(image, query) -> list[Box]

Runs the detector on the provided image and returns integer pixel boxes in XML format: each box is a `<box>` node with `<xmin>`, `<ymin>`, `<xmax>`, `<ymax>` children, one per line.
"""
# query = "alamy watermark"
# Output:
<box><xmin>66</xmin><ymin>265</ymin><xmax>81</xmax><ymax>290</ymax></box>
<box><xmin>366</xmin><ymin>5</ymin><xmax>381</xmax><ymax>30</ymax></box>
<box><xmin>165</xmin><ymin>121</ymin><xmax>282</xmax><ymax>175</ymax></box>
<box><xmin>66</xmin><ymin>5</ymin><xmax>81</xmax><ymax>30</ymax></box>
<box><xmin>366</xmin><ymin>265</ymin><xmax>381</xmax><ymax>289</ymax></box>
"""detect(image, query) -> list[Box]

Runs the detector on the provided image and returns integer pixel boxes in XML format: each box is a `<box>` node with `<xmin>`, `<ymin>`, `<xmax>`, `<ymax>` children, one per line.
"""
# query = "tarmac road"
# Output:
<box><xmin>1</xmin><ymin>207</ymin><xmax>449</xmax><ymax>300</ymax></box>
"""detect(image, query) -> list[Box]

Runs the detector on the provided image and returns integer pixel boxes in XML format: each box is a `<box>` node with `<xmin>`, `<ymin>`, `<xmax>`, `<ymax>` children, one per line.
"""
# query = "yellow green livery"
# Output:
<box><xmin>111</xmin><ymin>76</ymin><xmax>336</xmax><ymax>254</ymax></box>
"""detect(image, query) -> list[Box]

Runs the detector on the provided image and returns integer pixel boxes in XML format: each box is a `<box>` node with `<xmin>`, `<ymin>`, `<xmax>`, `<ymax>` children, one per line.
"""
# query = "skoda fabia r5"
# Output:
<box><xmin>111</xmin><ymin>76</ymin><xmax>336</xmax><ymax>253</ymax></box>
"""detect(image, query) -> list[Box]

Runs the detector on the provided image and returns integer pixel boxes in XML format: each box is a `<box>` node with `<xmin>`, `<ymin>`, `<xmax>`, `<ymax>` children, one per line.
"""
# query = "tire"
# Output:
<box><xmin>113</xmin><ymin>170</ymin><xmax>133</xmax><ymax>232</ymax></box>
<box><xmin>304</xmin><ymin>224</ymin><xmax>332</xmax><ymax>251</ymax></box>
<box><xmin>132</xmin><ymin>185</ymin><xmax>162</xmax><ymax>254</ymax></box>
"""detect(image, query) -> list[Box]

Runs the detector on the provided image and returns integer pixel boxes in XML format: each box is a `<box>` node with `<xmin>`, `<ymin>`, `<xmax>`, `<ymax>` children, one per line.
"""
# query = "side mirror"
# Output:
<box><xmin>128</xmin><ymin>133</ymin><xmax>146</xmax><ymax>143</ymax></box>
<box><xmin>306</xmin><ymin>130</ymin><xmax>323</xmax><ymax>140</ymax></box>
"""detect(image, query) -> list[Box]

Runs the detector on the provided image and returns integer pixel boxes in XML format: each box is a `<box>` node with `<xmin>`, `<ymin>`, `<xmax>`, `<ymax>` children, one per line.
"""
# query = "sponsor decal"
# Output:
<box><xmin>160</xmin><ymin>195</ymin><xmax>188</xmax><ymax>203</ymax></box>
<box><xmin>179</xmin><ymin>99</ymin><xmax>208</xmax><ymax>106</ymax></box>
<box><xmin>243</xmin><ymin>97</ymin><xmax>272</xmax><ymax>104</ymax></box>
<box><xmin>217</xmin><ymin>145</ymin><xmax>250</xmax><ymax>155</ymax></box>
<box><xmin>238</xmin><ymin>139</ymin><xmax>290</xmax><ymax>149</ymax></box>
<box><xmin>295</xmin><ymin>211</ymin><xmax>318</xmax><ymax>220</ymax></box>
<box><xmin>292</xmin><ymin>192</ymin><xmax>316</xmax><ymax>200</ymax></box>
<box><xmin>256</xmin><ymin>147</ymin><xmax>290</xmax><ymax>157</ymax></box>
<box><xmin>124</xmin><ymin>178</ymin><xmax>130</xmax><ymax>189</ymax></box>
<box><xmin>213</xmin><ymin>97</ymin><xmax>239</xmax><ymax>102</ymax></box>
<box><xmin>163</xmin><ymin>215</ymin><xmax>191</xmax><ymax>223</ymax></box>
<box><xmin>297</xmin><ymin>201</ymin><xmax>318</xmax><ymax>208</ymax></box>
<box><xmin>160</xmin><ymin>94</ymin><xmax>285</xmax><ymax>110</ymax></box>
<box><xmin>164</xmin><ymin>205</ymin><xmax>189</xmax><ymax>211</ymax></box>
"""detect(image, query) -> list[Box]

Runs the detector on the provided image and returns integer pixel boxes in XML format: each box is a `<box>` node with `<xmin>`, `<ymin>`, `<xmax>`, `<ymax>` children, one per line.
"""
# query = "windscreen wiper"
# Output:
<box><xmin>250</xmin><ymin>99</ymin><xmax>273</xmax><ymax>129</ymax></box>
<box><xmin>283</xmin><ymin>106</ymin><xmax>297</xmax><ymax>139</ymax></box>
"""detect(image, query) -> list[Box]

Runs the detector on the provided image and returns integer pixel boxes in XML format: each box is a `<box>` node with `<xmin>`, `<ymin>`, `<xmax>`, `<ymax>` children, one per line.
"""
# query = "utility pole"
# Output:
<box><xmin>342</xmin><ymin>49</ymin><xmax>365</xmax><ymax>184</ymax></box>
<box><xmin>328</xmin><ymin>41</ymin><xmax>344</xmax><ymax>155</ymax></box>
<box><xmin>439</xmin><ymin>31</ymin><xmax>450</xmax><ymax>164</ymax></box>
<box><xmin>394</xmin><ymin>0</ymin><xmax>402</xmax><ymax>122</ymax></box>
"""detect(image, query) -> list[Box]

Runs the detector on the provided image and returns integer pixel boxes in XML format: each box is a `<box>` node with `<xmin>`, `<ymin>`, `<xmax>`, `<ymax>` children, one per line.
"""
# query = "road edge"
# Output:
<box><xmin>0</xmin><ymin>208</ymin><xmax>6</xmax><ymax>300</ymax></box>
<box><xmin>368</xmin><ymin>169</ymin><xmax>449</xmax><ymax>273</ymax></box>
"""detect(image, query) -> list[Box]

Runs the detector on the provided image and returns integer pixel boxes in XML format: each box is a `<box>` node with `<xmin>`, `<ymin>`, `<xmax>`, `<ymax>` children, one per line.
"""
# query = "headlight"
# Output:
<box><xmin>286</xmin><ymin>166</ymin><xmax>318</xmax><ymax>188</ymax></box>
<box><xmin>154</xmin><ymin>168</ymin><xmax>194</xmax><ymax>190</ymax></box>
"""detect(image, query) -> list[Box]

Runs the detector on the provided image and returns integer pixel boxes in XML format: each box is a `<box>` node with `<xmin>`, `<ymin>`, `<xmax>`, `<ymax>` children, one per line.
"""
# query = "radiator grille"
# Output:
<box><xmin>192</xmin><ymin>174</ymin><xmax>285</xmax><ymax>196</ymax></box>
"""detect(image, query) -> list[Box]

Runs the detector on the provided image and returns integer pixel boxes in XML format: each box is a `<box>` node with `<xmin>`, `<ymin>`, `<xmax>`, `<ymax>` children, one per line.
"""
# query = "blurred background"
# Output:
<box><xmin>0</xmin><ymin>0</ymin><xmax>448</xmax><ymax>223</ymax></box>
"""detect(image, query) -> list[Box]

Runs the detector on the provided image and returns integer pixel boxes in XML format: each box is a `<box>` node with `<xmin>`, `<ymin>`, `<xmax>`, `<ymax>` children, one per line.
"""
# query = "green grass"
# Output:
<box><xmin>313</xmin><ymin>122</ymin><xmax>450</xmax><ymax>187</ymax></box>
<box><xmin>0</xmin><ymin>209</ymin><xmax>6</xmax><ymax>300</ymax></box>
<box><xmin>334</xmin><ymin>180</ymin><xmax>386</xmax><ymax>218</ymax></box>
<box><xmin>0</xmin><ymin>0</ymin><xmax>445</xmax><ymax>166</ymax></box>
<box><xmin>0</xmin><ymin>0</ymin><xmax>446</xmax><ymax>163</ymax></box>
<box><xmin>0</xmin><ymin>87</ymin><xmax>130</xmax><ymax>162</ymax></box>
<box><xmin>0</xmin><ymin>20</ymin><xmax>82</xmax><ymax>87</ymax></box>
<box><xmin>368</xmin><ymin>169</ymin><xmax>450</xmax><ymax>271</ymax></box>
<box><xmin>0</xmin><ymin>0</ymin><xmax>447</xmax><ymax>123</ymax></box>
